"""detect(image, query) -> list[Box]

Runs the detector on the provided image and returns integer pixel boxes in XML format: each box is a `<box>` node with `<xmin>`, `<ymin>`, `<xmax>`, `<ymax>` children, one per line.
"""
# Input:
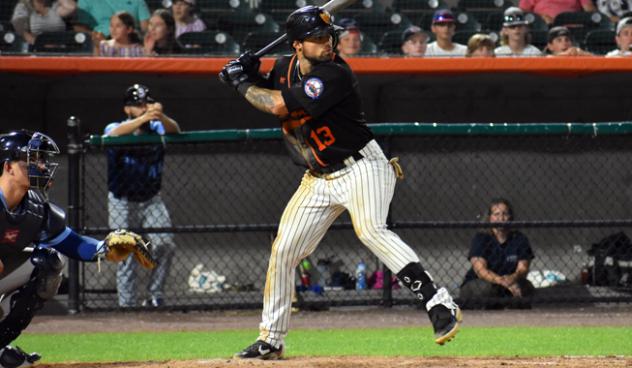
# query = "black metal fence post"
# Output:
<box><xmin>66</xmin><ymin>116</ymin><xmax>82</xmax><ymax>314</ymax></box>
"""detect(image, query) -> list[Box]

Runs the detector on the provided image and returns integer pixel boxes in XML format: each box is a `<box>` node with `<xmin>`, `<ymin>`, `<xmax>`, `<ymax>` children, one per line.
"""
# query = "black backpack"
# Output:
<box><xmin>587</xmin><ymin>232</ymin><xmax>632</xmax><ymax>287</ymax></box>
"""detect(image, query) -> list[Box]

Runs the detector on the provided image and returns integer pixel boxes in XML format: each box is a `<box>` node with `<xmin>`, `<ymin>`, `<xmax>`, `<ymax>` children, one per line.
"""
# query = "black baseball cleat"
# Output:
<box><xmin>426</xmin><ymin>287</ymin><xmax>463</xmax><ymax>345</ymax></box>
<box><xmin>0</xmin><ymin>345</ymin><xmax>41</xmax><ymax>367</ymax></box>
<box><xmin>234</xmin><ymin>340</ymin><xmax>283</xmax><ymax>360</ymax></box>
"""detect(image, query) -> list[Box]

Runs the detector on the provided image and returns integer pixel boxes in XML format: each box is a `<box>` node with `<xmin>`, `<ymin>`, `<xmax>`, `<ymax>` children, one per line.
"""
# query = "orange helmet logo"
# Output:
<box><xmin>319</xmin><ymin>10</ymin><xmax>332</xmax><ymax>25</ymax></box>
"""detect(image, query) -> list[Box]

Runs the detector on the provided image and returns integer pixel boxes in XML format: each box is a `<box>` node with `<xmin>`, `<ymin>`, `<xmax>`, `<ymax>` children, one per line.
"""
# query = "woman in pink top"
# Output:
<box><xmin>96</xmin><ymin>11</ymin><xmax>144</xmax><ymax>57</ymax></box>
<box><xmin>519</xmin><ymin>0</ymin><xmax>596</xmax><ymax>24</ymax></box>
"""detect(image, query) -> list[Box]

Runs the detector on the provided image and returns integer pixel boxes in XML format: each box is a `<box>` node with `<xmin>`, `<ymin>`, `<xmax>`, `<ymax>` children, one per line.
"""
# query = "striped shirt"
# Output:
<box><xmin>99</xmin><ymin>40</ymin><xmax>144</xmax><ymax>57</ymax></box>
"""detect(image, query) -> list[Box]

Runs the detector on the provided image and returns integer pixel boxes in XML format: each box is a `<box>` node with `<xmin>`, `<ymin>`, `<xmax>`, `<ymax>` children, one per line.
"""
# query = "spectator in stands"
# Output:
<box><xmin>425</xmin><ymin>9</ymin><xmax>467</xmax><ymax>57</ymax></box>
<box><xmin>519</xmin><ymin>0</ymin><xmax>596</xmax><ymax>25</ymax></box>
<box><xmin>606</xmin><ymin>16</ymin><xmax>632</xmax><ymax>56</ymax></box>
<box><xmin>495</xmin><ymin>7</ymin><xmax>543</xmax><ymax>57</ymax></box>
<box><xmin>170</xmin><ymin>0</ymin><xmax>206</xmax><ymax>38</ymax></box>
<box><xmin>545</xmin><ymin>25</ymin><xmax>593</xmax><ymax>55</ymax></box>
<box><xmin>400</xmin><ymin>25</ymin><xmax>429</xmax><ymax>57</ymax></box>
<box><xmin>596</xmin><ymin>0</ymin><xmax>632</xmax><ymax>23</ymax></box>
<box><xmin>74</xmin><ymin>0</ymin><xmax>150</xmax><ymax>43</ymax></box>
<box><xmin>95</xmin><ymin>11</ymin><xmax>144</xmax><ymax>57</ymax></box>
<box><xmin>144</xmin><ymin>9</ymin><xmax>182</xmax><ymax>55</ymax></box>
<box><xmin>105</xmin><ymin>84</ymin><xmax>181</xmax><ymax>308</ymax></box>
<box><xmin>11</xmin><ymin>0</ymin><xmax>77</xmax><ymax>46</ymax></box>
<box><xmin>336</xmin><ymin>18</ymin><xmax>363</xmax><ymax>58</ymax></box>
<box><xmin>466</xmin><ymin>33</ymin><xmax>496</xmax><ymax>57</ymax></box>
<box><xmin>460</xmin><ymin>198</ymin><xmax>535</xmax><ymax>310</ymax></box>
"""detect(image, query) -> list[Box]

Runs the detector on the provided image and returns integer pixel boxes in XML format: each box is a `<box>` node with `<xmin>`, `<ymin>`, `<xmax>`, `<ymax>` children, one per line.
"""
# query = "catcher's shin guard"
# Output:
<box><xmin>0</xmin><ymin>248</ymin><xmax>63</xmax><ymax>348</ymax></box>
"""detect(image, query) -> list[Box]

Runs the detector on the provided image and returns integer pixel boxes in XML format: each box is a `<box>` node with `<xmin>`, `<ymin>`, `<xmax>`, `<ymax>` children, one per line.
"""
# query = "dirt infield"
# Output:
<box><xmin>29</xmin><ymin>305</ymin><xmax>632</xmax><ymax>368</ymax></box>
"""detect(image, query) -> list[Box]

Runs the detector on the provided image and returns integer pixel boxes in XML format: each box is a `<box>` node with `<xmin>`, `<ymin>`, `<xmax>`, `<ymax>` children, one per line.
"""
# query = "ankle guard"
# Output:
<box><xmin>396</xmin><ymin>262</ymin><xmax>438</xmax><ymax>306</ymax></box>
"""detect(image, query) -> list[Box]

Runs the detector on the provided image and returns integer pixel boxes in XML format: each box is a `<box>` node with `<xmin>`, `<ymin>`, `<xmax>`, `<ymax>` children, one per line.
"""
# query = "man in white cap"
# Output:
<box><xmin>495</xmin><ymin>7</ymin><xmax>542</xmax><ymax>57</ymax></box>
<box><xmin>606</xmin><ymin>17</ymin><xmax>632</xmax><ymax>57</ymax></box>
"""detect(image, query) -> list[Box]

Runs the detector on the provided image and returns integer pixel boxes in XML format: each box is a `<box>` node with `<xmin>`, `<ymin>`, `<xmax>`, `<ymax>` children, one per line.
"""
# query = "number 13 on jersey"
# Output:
<box><xmin>310</xmin><ymin>126</ymin><xmax>336</xmax><ymax>151</ymax></box>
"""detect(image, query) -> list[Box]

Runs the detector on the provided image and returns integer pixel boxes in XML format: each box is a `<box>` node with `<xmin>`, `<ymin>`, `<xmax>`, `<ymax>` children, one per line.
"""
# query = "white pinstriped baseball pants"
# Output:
<box><xmin>259</xmin><ymin>140</ymin><xmax>421</xmax><ymax>347</ymax></box>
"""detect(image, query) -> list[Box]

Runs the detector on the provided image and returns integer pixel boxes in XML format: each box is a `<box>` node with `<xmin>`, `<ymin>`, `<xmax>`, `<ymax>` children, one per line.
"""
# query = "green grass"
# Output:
<box><xmin>16</xmin><ymin>326</ymin><xmax>632</xmax><ymax>363</ymax></box>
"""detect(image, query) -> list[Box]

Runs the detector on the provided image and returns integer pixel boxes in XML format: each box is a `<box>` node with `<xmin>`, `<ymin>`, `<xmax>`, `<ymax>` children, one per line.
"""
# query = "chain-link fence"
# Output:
<box><xmin>67</xmin><ymin>122</ymin><xmax>632</xmax><ymax>311</ymax></box>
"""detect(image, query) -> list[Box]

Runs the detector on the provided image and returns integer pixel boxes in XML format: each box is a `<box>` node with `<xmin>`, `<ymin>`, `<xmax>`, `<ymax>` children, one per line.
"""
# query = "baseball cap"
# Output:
<box><xmin>337</xmin><ymin>18</ymin><xmax>361</xmax><ymax>37</ymax></box>
<box><xmin>432</xmin><ymin>9</ymin><xmax>455</xmax><ymax>24</ymax></box>
<box><xmin>401</xmin><ymin>25</ymin><xmax>427</xmax><ymax>42</ymax></box>
<box><xmin>166</xmin><ymin>0</ymin><xmax>195</xmax><ymax>6</ymax></box>
<box><xmin>616</xmin><ymin>17</ymin><xmax>632</xmax><ymax>35</ymax></box>
<box><xmin>547</xmin><ymin>26</ymin><xmax>571</xmax><ymax>43</ymax></box>
<box><xmin>503</xmin><ymin>7</ymin><xmax>528</xmax><ymax>27</ymax></box>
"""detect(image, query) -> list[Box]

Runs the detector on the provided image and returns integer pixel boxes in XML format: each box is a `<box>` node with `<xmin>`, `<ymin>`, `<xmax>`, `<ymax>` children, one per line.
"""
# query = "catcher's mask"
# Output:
<box><xmin>0</xmin><ymin>130</ymin><xmax>60</xmax><ymax>194</ymax></box>
<box><xmin>286</xmin><ymin>5</ymin><xmax>340</xmax><ymax>49</ymax></box>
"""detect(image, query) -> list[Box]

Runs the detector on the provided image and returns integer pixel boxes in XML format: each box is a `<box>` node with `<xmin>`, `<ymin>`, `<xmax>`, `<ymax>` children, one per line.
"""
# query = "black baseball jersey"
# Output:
<box><xmin>260</xmin><ymin>54</ymin><xmax>373</xmax><ymax>170</ymax></box>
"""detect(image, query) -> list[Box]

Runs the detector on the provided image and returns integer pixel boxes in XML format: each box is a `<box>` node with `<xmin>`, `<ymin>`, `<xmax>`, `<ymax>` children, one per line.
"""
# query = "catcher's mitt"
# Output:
<box><xmin>103</xmin><ymin>229</ymin><xmax>156</xmax><ymax>269</ymax></box>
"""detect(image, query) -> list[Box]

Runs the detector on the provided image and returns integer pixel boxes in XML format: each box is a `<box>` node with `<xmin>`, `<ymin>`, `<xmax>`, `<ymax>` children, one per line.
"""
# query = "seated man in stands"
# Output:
<box><xmin>545</xmin><ymin>26</ymin><xmax>593</xmax><ymax>56</ymax></box>
<box><xmin>519</xmin><ymin>0</ymin><xmax>596</xmax><ymax>25</ymax></box>
<box><xmin>401</xmin><ymin>25</ymin><xmax>429</xmax><ymax>57</ymax></box>
<box><xmin>336</xmin><ymin>18</ymin><xmax>363</xmax><ymax>58</ymax></box>
<box><xmin>460</xmin><ymin>198</ymin><xmax>535</xmax><ymax>309</ymax></box>
<box><xmin>606</xmin><ymin>17</ymin><xmax>632</xmax><ymax>57</ymax></box>
<box><xmin>425</xmin><ymin>9</ymin><xmax>466</xmax><ymax>57</ymax></box>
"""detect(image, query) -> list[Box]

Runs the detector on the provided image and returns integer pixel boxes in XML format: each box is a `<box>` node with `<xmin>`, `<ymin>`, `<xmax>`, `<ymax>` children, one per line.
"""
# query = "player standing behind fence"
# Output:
<box><xmin>104</xmin><ymin>84</ymin><xmax>180</xmax><ymax>308</ymax></box>
<box><xmin>219</xmin><ymin>5</ymin><xmax>462</xmax><ymax>360</ymax></box>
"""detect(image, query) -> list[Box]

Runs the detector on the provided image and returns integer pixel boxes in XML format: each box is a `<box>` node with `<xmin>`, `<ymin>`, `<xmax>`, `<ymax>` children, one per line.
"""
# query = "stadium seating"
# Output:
<box><xmin>258</xmin><ymin>0</ymin><xmax>316</xmax><ymax>23</ymax></box>
<box><xmin>553</xmin><ymin>11</ymin><xmax>613</xmax><ymax>43</ymax></box>
<box><xmin>530</xmin><ymin>29</ymin><xmax>548</xmax><ymax>50</ymax></box>
<box><xmin>241</xmin><ymin>30</ymin><xmax>288</xmax><ymax>54</ymax></box>
<box><xmin>454</xmin><ymin>11</ymin><xmax>483</xmax><ymax>32</ymax></box>
<box><xmin>217</xmin><ymin>9</ymin><xmax>280</xmax><ymax>43</ymax></box>
<box><xmin>452</xmin><ymin>29</ymin><xmax>477</xmax><ymax>45</ymax></box>
<box><xmin>393</xmin><ymin>0</ymin><xmax>448</xmax><ymax>14</ymax></box>
<box><xmin>32</xmin><ymin>31</ymin><xmax>92</xmax><ymax>54</ymax></box>
<box><xmin>359</xmin><ymin>32</ymin><xmax>378</xmax><ymax>55</ymax></box>
<box><xmin>0</xmin><ymin>0</ymin><xmax>17</xmax><ymax>25</ymax></box>
<box><xmin>583</xmin><ymin>29</ymin><xmax>616</xmax><ymax>55</ymax></box>
<box><xmin>178</xmin><ymin>30</ymin><xmax>240</xmax><ymax>55</ymax></box>
<box><xmin>0</xmin><ymin>30</ymin><xmax>22</xmax><ymax>54</ymax></box>
<box><xmin>354</xmin><ymin>11</ymin><xmax>413</xmax><ymax>43</ymax></box>
<box><xmin>458</xmin><ymin>0</ymin><xmax>507</xmax><ymax>29</ymax></box>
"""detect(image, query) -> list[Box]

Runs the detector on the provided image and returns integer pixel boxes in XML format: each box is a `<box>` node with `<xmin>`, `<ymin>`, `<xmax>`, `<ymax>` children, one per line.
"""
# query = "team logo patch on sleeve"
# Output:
<box><xmin>304</xmin><ymin>78</ymin><xmax>324</xmax><ymax>99</ymax></box>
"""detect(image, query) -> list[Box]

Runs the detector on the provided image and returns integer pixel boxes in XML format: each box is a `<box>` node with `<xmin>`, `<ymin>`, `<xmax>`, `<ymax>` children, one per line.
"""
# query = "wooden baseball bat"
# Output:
<box><xmin>253</xmin><ymin>0</ymin><xmax>358</xmax><ymax>58</ymax></box>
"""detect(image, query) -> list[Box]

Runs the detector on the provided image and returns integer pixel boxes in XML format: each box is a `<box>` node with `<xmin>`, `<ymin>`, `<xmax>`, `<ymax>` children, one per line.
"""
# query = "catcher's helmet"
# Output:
<box><xmin>0</xmin><ymin>130</ymin><xmax>60</xmax><ymax>193</ymax></box>
<box><xmin>286</xmin><ymin>5</ymin><xmax>336</xmax><ymax>44</ymax></box>
<box><xmin>124</xmin><ymin>84</ymin><xmax>155</xmax><ymax>106</ymax></box>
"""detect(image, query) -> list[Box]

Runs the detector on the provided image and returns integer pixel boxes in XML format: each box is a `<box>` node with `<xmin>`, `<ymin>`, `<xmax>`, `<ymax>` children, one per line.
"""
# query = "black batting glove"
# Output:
<box><xmin>219</xmin><ymin>60</ymin><xmax>248</xmax><ymax>87</ymax></box>
<box><xmin>237</xmin><ymin>50</ymin><xmax>261</xmax><ymax>78</ymax></box>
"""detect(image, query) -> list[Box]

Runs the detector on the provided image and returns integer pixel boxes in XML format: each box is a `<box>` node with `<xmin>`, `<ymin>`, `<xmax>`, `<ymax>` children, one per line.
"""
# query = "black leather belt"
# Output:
<box><xmin>311</xmin><ymin>152</ymin><xmax>363</xmax><ymax>175</ymax></box>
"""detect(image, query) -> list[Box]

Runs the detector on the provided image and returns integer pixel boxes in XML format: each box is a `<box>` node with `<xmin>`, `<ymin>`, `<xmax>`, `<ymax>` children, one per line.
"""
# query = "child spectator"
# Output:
<box><xmin>519</xmin><ymin>0</ymin><xmax>596</xmax><ymax>25</ymax></box>
<box><xmin>400</xmin><ymin>25</ymin><xmax>429</xmax><ymax>57</ymax></box>
<box><xmin>606</xmin><ymin>16</ymin><xmax>632</xmax><ymax>56</ymax></box>
<box><xmin>336</xmin><ymin>18</ymin><xmax>363</xmax><ymax>58</ymax></box>
<box><xmin>425</xmin><ymin>9</ymin><xmax>467</xmax><ymax>57</ymax></box>
<box><xmin>74</xmin><ymin>0</ymin><xmax>150</xmax><ymax>43</ymax></box>
<box><xmin>144</xmin><ymin>9</ymin><xmax>182</xmax><ymax>55</ymax></box>
<box><xmin>96</xmin><ymin>11</ymin><xmax>144</xmax><ymax>57</ymax></box>
<box><xmin>171</xmin><ymin>0</ymin><xmax>206</xmax><ymax>38</ymax></box>
<box><xmin>545</xmin><ymin>25</ymin><xmax>593</xmax><ymax>55</ymax></box>
<box><xmin>466</xmin><ymin>33</ymin><xmax>496</xmax><ymax>57</ymax></box>
<box><xmin>11</xmin><ymin>0</ymin><xmax>76</xmax><ymax>46</ymax></box>
<box><xmin>495</xmin><ymin>7</ymin><xmax>543</xmax><ymax>57</ymax></box>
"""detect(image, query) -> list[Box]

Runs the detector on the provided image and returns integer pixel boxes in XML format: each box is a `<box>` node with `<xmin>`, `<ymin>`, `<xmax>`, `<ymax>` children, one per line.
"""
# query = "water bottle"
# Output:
<box><xmin>355</xmin><ymin>261</ymin><xmax>367</xmax><ymax>290</ymax></box>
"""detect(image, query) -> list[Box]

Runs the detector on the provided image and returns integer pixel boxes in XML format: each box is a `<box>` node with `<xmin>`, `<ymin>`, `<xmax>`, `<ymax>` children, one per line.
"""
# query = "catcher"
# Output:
<box><xmin>0</xmin><ymin>130</ymin><xmax>155</xmax><ymax>367</ymax></box>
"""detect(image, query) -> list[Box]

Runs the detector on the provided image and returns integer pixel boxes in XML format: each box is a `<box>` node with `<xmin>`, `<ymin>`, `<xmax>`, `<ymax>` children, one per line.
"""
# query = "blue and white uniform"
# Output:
<box><xmin>105</xmin><ymin>120</ymin><xmax>175</xmax><ymax>307</ymax></box>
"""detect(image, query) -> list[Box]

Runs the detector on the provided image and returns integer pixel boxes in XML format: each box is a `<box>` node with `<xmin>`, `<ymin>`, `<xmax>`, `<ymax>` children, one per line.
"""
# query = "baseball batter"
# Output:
<box><xmin>220</xmin><ymin>5</ymin><xmax>462</xmax><ymax>360</ymax></box>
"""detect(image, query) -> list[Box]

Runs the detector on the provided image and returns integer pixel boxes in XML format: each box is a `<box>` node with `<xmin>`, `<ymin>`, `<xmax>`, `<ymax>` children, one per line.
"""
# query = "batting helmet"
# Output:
<box><xmin>286</xmin><ymin>5</ymin><xmax>336</xmax><ymax>44</ymax></box>
<box><xmin>0</xmin><ymin>130</ymin><xmax>60</xmax><ymax>193</ymax></box>
<box><xmin>124</xmin><ymin>84</ymin><xmax>155</xmax><ymax>106</ymax></box>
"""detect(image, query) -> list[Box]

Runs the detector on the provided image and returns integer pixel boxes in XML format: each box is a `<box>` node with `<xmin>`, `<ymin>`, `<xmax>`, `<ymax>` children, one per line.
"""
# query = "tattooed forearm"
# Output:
<box><xmin>244</xmin><ymin>86</ymin><xmax>287</xmax><ymax>116</ymax></box>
